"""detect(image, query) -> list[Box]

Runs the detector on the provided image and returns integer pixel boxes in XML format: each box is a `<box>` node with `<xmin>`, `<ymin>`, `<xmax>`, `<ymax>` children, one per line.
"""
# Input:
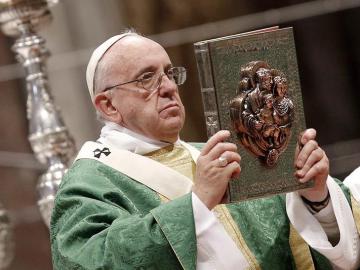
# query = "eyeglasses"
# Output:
<box><xmin>102</xmin><ymin>66</ymin><xmax>186</xmax><ymax>93</ymax></box>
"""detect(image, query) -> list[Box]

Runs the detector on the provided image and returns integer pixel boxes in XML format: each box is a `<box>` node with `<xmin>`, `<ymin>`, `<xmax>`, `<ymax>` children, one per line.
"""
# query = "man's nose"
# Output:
<box><xmin>158</xmin><ymin>74</ymin><xmax>177</xmax><ymax>96</ymax></box>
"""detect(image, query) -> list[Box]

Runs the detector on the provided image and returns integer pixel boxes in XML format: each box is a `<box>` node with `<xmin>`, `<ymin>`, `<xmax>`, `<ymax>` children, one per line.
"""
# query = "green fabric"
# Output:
<box><xmin>51</xmin><ymin>143</ymin><xmax>349</xmax><ymax>270</ymax></box>
<box><xmin>224</xmin><ymin>178</ymin><xmax>352</xmax><ymax>270</ymax></box>
<box><xmin>310</xmin><ymin>249</ymin><xmax>333</xmax><ymax>270</ymax></box>
<box><xmin>51</xmin><ymin>158</ymin><xmax>196</xmax><ymax>270</ymax></box>
<box><xmin>226</xmin><ymin>195</ymin><xmax>297</xmax><ymax>269</ymax></box>
<box><xmin>151</xmin><ymin>194</ymin><xmax>196</xmax><ymax>270</ymax></box>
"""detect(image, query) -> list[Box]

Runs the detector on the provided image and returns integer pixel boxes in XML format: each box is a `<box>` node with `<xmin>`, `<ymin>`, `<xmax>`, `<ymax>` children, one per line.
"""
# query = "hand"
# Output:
<box><xmin>192</xmin><ymin>130</ymin><xmax>241</xmax><ymax>209</ymax></box>
<box><xmin>295</xmin><ymin>128</ymin><xmax>329</xmax><ymax>201</ymax></box>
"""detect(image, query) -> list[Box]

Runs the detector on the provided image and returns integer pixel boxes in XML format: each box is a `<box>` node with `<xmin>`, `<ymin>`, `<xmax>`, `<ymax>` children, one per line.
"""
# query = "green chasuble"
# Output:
<box><xmin>51</xmin><ymin>157</ymin><xmax>195</xmax><ymax>270</ymax></box>
<box><xmin>50</xmin><ymin>143</ymin><xmax>359</xmax><ymax>270</ymax></box>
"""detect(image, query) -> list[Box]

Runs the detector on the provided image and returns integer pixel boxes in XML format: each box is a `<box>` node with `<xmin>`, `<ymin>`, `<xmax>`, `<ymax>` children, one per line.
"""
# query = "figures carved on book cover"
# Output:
<box><xmin>230</xmin><ymin>61</ymin><xmax>294</xmax><ymax>167</ymax></box>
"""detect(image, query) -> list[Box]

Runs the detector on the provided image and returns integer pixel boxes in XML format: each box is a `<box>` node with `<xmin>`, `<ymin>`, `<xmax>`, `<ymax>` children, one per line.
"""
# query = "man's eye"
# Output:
<box><xmin>141</xmin><ymin>73</ymin><xmax>155</xmax><ymax>81</ymax></box>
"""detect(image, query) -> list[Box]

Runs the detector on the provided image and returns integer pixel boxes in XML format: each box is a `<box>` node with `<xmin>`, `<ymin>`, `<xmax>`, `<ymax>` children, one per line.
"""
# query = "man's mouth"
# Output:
<box><xmin>159</xmin><ymin>102</ymin><xmax>179</xmax><ymax>112</ymax></box>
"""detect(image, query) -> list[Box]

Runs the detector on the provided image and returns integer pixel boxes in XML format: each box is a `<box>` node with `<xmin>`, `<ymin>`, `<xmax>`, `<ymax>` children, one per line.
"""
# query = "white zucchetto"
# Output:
<box><xmin>86</xmin><ymin>33</ymin><xmax>137</xmax><ymax>100</ymax></box>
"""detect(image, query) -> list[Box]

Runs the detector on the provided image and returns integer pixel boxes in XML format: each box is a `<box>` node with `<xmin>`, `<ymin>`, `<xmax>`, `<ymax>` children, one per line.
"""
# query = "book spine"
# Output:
<box><xmin>194</xmin><ymin>42</ymin><xmax>220</xmax><ymax>138</ymax></box>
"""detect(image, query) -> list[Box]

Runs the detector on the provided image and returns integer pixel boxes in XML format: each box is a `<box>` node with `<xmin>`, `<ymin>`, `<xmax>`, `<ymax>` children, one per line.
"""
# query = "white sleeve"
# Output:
<box><xmin>191</xmin><ymin>192</ymin><xmax>249</xmax><ymax>270</ymax></box>
<box><xmin>286</xmin><ymin>176</ymin><xmax>360</xmax><ymax>270</ymax></box>
<box><xmin>311</xmin><ymin>200</ymin><xmax>340</xmax><ymax>245</ymax></box>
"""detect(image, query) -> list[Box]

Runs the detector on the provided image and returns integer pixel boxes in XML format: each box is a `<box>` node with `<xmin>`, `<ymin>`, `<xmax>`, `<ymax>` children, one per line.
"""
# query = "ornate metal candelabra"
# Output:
<box><xmin>0</xmin><ymin>0</ymin><xmax>76</xmax><ymax>227</ymax></box>
<box><xmin>0</xmin><ymin>204</ymin><xmax>13</xmax><ymax>270</ymax></box>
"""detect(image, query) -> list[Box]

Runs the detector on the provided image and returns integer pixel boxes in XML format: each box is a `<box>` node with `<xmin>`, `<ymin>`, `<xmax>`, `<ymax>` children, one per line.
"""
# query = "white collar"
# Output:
<box><xmin>97</xmin><ymin>121</ymin><xmax>182</xmax><ymax>155</ymax></box>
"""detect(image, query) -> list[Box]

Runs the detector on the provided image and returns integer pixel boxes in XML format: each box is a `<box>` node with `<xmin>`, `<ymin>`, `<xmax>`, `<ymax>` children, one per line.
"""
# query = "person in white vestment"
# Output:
<box><xmin>50</xmin><ymin>29</ymin><xmax>360</xmax><ymax>270</ymax></box>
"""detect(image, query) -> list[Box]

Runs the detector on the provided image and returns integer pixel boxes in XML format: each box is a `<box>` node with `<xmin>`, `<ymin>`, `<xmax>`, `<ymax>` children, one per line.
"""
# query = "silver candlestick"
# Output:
<box><xmin>0</xmin><ymin>0</ymin><xmax>76</xmax><ymax>227</ymax></box>
<box><xmin>0</xmin><ymin>204</ymin><xmax>13</xmax><ymax>270</ymax></box>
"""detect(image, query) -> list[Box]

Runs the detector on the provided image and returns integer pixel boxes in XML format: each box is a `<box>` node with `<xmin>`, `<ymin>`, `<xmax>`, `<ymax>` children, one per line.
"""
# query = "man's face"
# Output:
<box><xmin>265</xmin><ymin>98</ymin><xmax>273</xmax><ymax>108</ymax></box>
<box><xmin>277</xmin><ymin>82</ymin><xmax>287</xmax><ymax>97</ymax></box>
<box><xmin>99</xmin><ymin>36</ymin><xmax>185</xmax><ymax>143</ymax></box>
<box><xmin>256</xmin><ymin>68</ymin><xmax>272</xmax><ymax>92</ymax></box>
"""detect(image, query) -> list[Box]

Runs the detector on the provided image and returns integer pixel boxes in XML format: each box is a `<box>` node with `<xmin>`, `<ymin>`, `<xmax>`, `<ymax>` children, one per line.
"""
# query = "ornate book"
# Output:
<box><xmin>194</xmin><ymin>26</ymin><xmax>313</xmax><ymax>202</ymax></box>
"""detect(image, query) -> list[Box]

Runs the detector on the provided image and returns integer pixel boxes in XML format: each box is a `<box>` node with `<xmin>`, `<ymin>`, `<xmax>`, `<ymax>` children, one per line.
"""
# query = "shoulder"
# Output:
<box><xmin>61</xmin><ymin>158</ymin><xmax>121</xmax><ymax>186</ymax></box>
<box><xmin>56</xmin><ymin>158</ymin><xmax>126</xmax><ymax>205</ymax></box>
<box><xmin>57</xmin><ymin>158</ymin><xmax>159</xmax><ymax>208</ymax></box>
<box><xmin>52</xmin><ymin>158</ymin><xmax>162</xmax><ymax>226</ymax></box>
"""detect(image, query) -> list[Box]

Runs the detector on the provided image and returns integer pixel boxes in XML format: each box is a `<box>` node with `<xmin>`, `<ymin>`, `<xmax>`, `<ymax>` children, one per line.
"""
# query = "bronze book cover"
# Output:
<box><xmin>194</xmin><ymin>26</ymin><xmax>313</xmax><ymax>202</ymax></box>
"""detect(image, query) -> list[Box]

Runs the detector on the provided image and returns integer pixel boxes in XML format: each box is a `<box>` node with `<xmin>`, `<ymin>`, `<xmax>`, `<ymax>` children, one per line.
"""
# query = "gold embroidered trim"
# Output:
<box><xmin>289</xmin><ymin>224</ymin><xmax>315</xmax><ymax>270</ymax></box>
<box><xmin>146</xmin><ymin>145</ymin><xmax>196</xmax><ymax>269</ymax></box>
<box><xmin>213</xmin><ymin>205</ymin><xmax>260</xmax><ymax>270</ymax></box>
<box><xmin>351</xmin><ymin>196</ymin><xmax>360</xmax><ymax>235</ymax></box>
<box><xmin>146</xmin><ymin>145</ymin><xmax>195</xmax><ymax>181</ymax></box>
<box><xmin>146</xmin><ymin>145</ymin><xmax>195</xmax><ymax>203</ymax></box>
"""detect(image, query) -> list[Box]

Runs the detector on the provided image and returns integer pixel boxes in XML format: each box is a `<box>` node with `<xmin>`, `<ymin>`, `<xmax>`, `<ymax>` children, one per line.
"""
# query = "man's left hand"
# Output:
<box><xmin>295</xmin><ymin>128</ymin><xmax>329</xmax><ymax>201</ymax></box>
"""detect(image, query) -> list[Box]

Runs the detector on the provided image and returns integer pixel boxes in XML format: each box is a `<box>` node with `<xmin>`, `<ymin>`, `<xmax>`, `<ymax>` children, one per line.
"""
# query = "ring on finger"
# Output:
<box><xmin>218</xmin><ymin>156</ymin><xmax>228</xmax><ymax>167</ymax></box>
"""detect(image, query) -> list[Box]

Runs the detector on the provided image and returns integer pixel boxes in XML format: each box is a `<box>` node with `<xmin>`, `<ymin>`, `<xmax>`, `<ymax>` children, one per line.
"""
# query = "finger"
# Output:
<box><xmin>298</xmin><ymin>154</ymin><xmax>329</xmax><ymax>184</ymax></box>
<box><xmin>225</xmin><ymin>161</ymin><xmax>241</xmax><ymax>179</ymax></box>
<box><xmin>209</xmin><ymin>150</ymin><xmax>240</xmax><ymax>168</ymax></box>
<box><xmin>299</xmin><ymin>128</ymin><xmax>317</xmax><ymax>146</ymax></box>
<box><xmin>220</xmin><ymin>151</ymin><xmax>241</xmax><ymax>164</ymax></box>
<box><xmin>201</xmin><ymin>130</ymin><xmax>231</xmax><ymax>156</ymax></box>
<box><xmin>294</xmin><ymin>131</ymin><xmax>305</xmax><ymax>159</ymax></box>
<box><xmin>207</xmin><ymin>142</ymin><xmax>237</xmax><ymax>160</ymax></box>
<box><xmin>295</xmin><ymin>147</ymin><xmax>324</xmax><ymax>179</ymax></box>
<box><xmin>294</xmin><ymin>139</ymin><xmax>318</xmax><ymax>169</ymax></box>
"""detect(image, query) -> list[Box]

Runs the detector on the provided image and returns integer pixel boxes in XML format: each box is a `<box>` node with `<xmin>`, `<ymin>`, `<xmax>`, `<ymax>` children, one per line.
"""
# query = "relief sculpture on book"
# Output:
<box><xmin>230</xmin><ymin>60</ymin><xmax>294</xmax><ymax>168</ymax></box>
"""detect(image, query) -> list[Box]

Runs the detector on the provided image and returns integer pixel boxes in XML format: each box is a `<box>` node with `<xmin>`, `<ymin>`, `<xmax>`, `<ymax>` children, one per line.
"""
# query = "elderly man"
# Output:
<box><xmin>51</xmin><ymin>31</ymin><xmax>360</xmax><ymax>270</ymax></box>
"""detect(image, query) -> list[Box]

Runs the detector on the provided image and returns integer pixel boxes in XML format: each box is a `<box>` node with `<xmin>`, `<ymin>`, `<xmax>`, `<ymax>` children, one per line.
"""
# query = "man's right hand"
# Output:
<box><xmin>192</xmin><ymin>130</ymin><xmax>241</xmax><ymax>209</ymax></box>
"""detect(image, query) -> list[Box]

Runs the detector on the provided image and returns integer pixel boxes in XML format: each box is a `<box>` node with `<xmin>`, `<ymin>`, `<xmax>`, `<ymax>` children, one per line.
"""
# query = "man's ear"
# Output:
<box><xmin>93</xmin><ymin>92</ymin><xmax>122</xmax><ymax>123</ymax></box>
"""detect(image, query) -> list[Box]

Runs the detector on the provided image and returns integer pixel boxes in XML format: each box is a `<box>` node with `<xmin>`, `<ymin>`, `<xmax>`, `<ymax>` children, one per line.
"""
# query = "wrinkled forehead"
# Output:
<box><xmin>103</xmin><ymin>36</ymin><xmax>170</xmax><ymax>73</ymax></box>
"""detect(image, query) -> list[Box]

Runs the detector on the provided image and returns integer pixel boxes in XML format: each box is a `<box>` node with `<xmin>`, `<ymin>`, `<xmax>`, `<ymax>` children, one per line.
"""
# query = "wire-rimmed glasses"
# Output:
<box><xmin>102</xmin><ymin>66</ymin><xmax>186</xmax><ymax>93</ymax></box>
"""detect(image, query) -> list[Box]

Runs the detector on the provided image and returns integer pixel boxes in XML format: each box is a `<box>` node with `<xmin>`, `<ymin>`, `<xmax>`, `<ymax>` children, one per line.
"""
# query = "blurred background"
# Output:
<box><xmin>0</xmin><ymin>0</ymin><xmax>359</xmax><ymax>269</ymax></box>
